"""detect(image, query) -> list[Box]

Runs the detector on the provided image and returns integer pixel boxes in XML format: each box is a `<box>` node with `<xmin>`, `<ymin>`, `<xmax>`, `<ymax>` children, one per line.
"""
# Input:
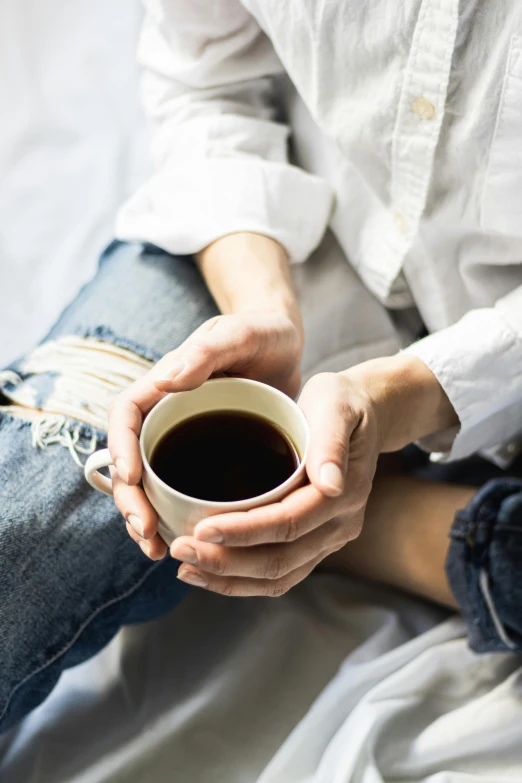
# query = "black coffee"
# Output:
<box><xmin>150</xmin><ymin>410</ymin><xmax>299</xmax><ymax>502</ymax></box>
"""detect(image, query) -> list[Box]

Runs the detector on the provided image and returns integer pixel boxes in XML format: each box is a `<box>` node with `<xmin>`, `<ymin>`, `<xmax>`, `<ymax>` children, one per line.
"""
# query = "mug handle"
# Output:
<box><xmin>84</xmin><ymin>448</ymin><xmax>114</xmax><ymax>496</ymax></box>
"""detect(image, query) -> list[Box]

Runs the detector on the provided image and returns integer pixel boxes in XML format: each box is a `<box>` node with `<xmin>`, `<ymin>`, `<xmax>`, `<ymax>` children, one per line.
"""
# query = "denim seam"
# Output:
<box><xmin>472</xmin><ymin>501</ymin><xmax>500</xmax><ymax>644</ymax></box>
<box><xmin>478</xmin><ymin>568</ymin><xmax>518</xmax><ymax>650</ymax></box>
<box><xmin>448</xmin><ymin>501</ymin><xmax>493</xmax><ymax>645</ymax></box>
<box><xmin>0</xmin><ymin>557</ymin><xmax>165</xmax><ymax>725</ymax></box>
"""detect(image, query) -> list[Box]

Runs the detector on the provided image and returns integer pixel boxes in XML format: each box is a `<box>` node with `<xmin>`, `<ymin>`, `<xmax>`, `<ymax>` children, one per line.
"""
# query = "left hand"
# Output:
<box><xmin>171</xmin><ymin>355</ymin><xmax>458</xmax><ymax>596</ymax></box>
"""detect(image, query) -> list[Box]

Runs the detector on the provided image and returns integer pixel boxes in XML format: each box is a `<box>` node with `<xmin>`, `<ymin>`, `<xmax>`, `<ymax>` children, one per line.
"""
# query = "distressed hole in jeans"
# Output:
<box><xmin>0</xmin><ymin>335</ymin><xmax>153</xmax><ymax>465</ymax></box>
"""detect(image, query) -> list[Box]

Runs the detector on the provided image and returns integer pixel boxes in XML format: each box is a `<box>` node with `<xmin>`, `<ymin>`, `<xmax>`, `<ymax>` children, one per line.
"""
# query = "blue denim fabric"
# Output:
<box><xmin>446</xmin><ymin>478</ymin><xmax>522</xmax><ymax>653</ymax></box>
<box><xmin>0</xmin><ymin>241</ymin><xmax>218</xmax><ymax>733</ymax></box>
<box><xmin>401</xmin><ymin>445</ymin><xmax>522</xmax><ymax>654</ymax></box>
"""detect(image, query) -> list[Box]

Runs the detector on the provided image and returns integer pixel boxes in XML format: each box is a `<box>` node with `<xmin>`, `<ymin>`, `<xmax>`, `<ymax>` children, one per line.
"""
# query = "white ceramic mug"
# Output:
<box><xmin>84</xmin><ymin>377</ymin><xmax>310</xmax><ymax>545</ymax></box>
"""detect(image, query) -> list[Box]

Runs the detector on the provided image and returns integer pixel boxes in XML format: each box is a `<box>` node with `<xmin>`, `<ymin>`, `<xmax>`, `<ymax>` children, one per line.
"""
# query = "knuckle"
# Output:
<box><xmin>280</xmin><ymin>510</ymin><xmax>299</xmax><ymax>543</ymax></box>
<box><xmin>269</xmin><ymin>581</ymin><xmax>291</xmax><ymax>598</ymax></box>
<box><xmin>345</xmin><ymin>514</ymin><xmax>364</xmax><ymax>542</ymax></box>
<box><xmin>345</xmin><ymin>525</ymin><xmax>361</xmax><ymax>543</ymax></box>
<box><xmin>335</xmin><ymin>397</ymin><xmax>356</xmax><ymax>422</ymax></box>
<box><xmin>263</xmin><ymin>554</ymin><xmax>291</xmax><ymax>581</ymax></box>
<box><xmin>218</xmin><ymin>580</ymin><xmax>237</xmax><ymax>597</ymax></box>
<box><xmin>235</xmin><ymin>319</ymin><xmax>257</xmax><ymax>345</ymax></box>
<box><xmin>190</xmin><ymin>341</ymin><xmax>212</xmax><ymax>364</ymax></box>
<box><xmin>354</xmin><ymin>475</ymin><xmax>373</xmax><ymax>504</ymax></box>
<box><xmin>325</xmin><ymin>514</ymin><xmax>361</xmax><ymax>548</ymax></box>
<box><xmin>313</xmin><ymin>371</ymin><xmax>337</xmax><ymax>386</ymax></box>
<box><xmin>210</xmin><ymin>553</ymin><xmax>228</xmax><ymax>576</ymax></box>
<box><xmin>235</xmin><ymin>523</ymin><xmax>256</xmax><ymax>546</ymax></box>
<box><xmin>303</xmin><ymin>372</ymin><xmax>336</xmax><ymax>397</ymax></box>
<box><xmin>340</xmin><ymin>475</ymin><xmax>372</xmax><ymax>514</ymax></box>
<box><xmin>327</xmin><ymin>515</ymin><xmax>347</xmax><ymax>544</ymax></box>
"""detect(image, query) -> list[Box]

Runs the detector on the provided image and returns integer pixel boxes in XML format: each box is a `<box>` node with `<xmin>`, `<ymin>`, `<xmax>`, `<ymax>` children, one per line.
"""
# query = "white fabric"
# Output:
<box><xmin>0</xmin><ymin>0</ymin><xmax>150</xmax><ymax>368</ymax></box>
<box><xmin>117</xmin><ymin>0</ymin><xmax>522</xmax><ymax>461</ymax></box>
<box><xmin>3</xmin><ymin>575</ymin><xmax>522</xmax><ymax>783</ymax></box>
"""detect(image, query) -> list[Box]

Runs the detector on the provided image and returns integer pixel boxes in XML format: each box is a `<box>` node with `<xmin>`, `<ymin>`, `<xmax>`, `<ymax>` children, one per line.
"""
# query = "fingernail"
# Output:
<box><xmin>177</xmin><ymin>569</ymin><xmax>207</xmax><ymax>588</ymax></box>
<box><xmin>172</xmin><ymin>544</ymin><xmax>198</xmax><ymax>566</ymax></box>
<box><xmin>319</xmin><ymin>462</ymin><xmax>344</xmax><ymax>496</ymax></box>
<box><xmin>139</xmin><ymin>540</ymin><xmax>151</xmax><ymax>558</ymax></box>
<box><xmin>116</xmin><ymin>457</ymin><xmax>129</xmax><ymax>484</ymax></box>
<box><xmin>195</xmin><ymin>525</ymin><xmax>224</xmax><ymax>544</ymax></box>
<box><xmin>128</xmin><ymin>514</ymin><xmax>145</xmax><ymax>538</ymax></box>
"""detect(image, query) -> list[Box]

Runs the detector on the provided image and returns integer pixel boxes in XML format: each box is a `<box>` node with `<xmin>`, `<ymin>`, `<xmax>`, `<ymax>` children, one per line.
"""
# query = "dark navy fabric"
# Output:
<box><xmin>447</xmin><ymin>477</ymin><xmax>522</xmax><ymax>653</ymax></box>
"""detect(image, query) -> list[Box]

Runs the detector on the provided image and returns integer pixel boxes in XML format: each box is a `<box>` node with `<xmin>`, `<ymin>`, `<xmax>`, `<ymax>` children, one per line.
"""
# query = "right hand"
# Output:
<box><xmin>107</xmin><ymin>309</ymin><xmax>304</xmax><ymax>559</ymax></box>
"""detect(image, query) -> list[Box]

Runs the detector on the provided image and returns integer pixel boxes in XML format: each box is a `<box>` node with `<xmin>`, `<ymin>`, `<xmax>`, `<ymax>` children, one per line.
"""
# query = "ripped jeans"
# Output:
<box><xmin>0</xmin><ymin>241</ymin><xmax>218</xmax><ymax>733</ymax></box>
<box><xmin>1</xmin><ymin>241</ymin><xmax>522</xmax><ymax>735</ymax></box>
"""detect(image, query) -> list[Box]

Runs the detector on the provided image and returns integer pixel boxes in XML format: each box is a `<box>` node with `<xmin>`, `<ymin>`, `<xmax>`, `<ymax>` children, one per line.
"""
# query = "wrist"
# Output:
<box><xmin>342</xmin><ymin>354</ymin><xmax>459</xmax><ymax>452</ymax></box>
<box><xmin>197</xmin><ymin>231</ymin><xmax>304</xmax><ymax>344</ymax></box>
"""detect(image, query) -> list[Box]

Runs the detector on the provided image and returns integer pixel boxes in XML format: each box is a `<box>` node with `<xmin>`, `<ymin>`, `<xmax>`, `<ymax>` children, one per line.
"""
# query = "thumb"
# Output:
<box><xmin>298</xmin><ymin>374</ymin><xmax>358</xmax><ymax>498</ymax></box>
<box><xmin>152</xmin><ymin>316</ymin><xmax>255</xmax><ymax>393</ymax></box>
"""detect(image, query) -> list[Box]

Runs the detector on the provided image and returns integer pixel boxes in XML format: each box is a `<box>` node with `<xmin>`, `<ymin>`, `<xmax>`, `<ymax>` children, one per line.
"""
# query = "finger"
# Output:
<box><xmin>176</xmin><ymin>552</ymin><xmax>326</xmax><ymax>597</ymax></box>
<box><xmin>171</xmin><ymin>516</ymin><xmax>351</xmax><ymax>579</ymax></box>
<box><xmin>298</xmin><ymin>373</ymin><xmax>358</xmax><ymax>498</ymax></box>
<box><xmin>107</xmin><ymin>340</ymin><xmax>209</xmax><ymax>483</ymax></box>
<box><xmin>126</xmin><ymin>521</ymin><xmax>168</xmax><ymax>560</ymax></box>
<box><xmin>194</xmin><ymin>484</ymin><xmax>338</xmax><ymax>547</ymax></box>
<box><xmin>112</xmin><ymin>469</ymin><xmax>159</xmax><ymax>540</ymax></box>
<box><xmin>108</xmin><ymin>376</ymin><xmax>167</xmax><ymax>485</ymax></box>
<box><xmin>153</xmin><ymin>315</ymin><xmax>261</xmax><ymax>392</ymax></box>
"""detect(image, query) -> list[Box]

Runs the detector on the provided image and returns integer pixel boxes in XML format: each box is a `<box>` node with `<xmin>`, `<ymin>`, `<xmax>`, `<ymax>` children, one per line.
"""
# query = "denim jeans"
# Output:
<box><xmin>401</xmin><ymin>446</ymin><xmax>522</xmax><ymax>654</ymax></box>
<box><xmin>446</xmin><ymin>477</ymin><xmax>522</xmax><ymax>653</ymax></box>
<box><xmin>0</xmin><ymin>241</ymin><xmax>218</xmax><ymax>734</ymax></box>
<box><xmin>1</xmin><ymin>241</ymin><xmax>522</xmax><ymax>735</ymax></box>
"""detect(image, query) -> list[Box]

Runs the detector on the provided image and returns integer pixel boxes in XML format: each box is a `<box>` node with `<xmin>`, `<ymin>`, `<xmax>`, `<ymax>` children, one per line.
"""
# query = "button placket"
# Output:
<box><xmin>390</xmin><ymin>0</ymin><xmax>460</xmax><ymax>245</ymax></box>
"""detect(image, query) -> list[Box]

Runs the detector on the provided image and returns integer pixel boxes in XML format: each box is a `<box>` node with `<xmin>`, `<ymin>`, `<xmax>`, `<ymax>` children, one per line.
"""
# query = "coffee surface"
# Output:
<box><xmin>150</xmin><ymin>410</ymin><xmax>299</xmax><ymax>502</ymax></box>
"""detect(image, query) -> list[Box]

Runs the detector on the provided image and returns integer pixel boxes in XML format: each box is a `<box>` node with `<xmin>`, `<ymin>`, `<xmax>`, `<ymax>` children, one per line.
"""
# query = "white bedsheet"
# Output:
<box><xmin>2</xmin><ymin>575</ymin><xmax>522</xmax><ymax>783</ymax></box>
<box><xmin>2</xmin><ymin>2</ymin><xmax>522</xmax><ymax>782</ymax></box>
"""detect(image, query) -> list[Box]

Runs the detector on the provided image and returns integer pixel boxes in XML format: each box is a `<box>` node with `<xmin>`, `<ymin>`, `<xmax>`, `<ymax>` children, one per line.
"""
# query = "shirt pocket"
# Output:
<box><xmin>481</xmin><ymin>35</ymin><xmax>522</xmax><ymax>237</ymax></box>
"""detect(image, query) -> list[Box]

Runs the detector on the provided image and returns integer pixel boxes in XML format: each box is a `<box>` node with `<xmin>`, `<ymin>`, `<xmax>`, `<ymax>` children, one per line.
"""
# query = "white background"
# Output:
<box><xmin>0</xmin><ymin>0</ymin><xmax>150</xmax><ymax>367</ymax></box>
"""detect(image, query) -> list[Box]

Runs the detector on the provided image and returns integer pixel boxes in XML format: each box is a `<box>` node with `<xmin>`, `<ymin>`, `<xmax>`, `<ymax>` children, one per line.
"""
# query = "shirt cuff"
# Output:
<box><xmin>115</xmin><ymin>158</ymin><xmax>334</xmax><ymax>263</ymax></box>
<box><xmin>402</xmin><ymin>308</ymin><xmax>522</xmax><ymax>461</ymax></box>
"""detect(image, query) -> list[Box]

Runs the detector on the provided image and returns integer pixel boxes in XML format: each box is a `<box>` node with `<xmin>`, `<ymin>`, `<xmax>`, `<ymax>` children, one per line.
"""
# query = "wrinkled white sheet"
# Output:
<box><xmin>2</xmin><ymin>575</ymin><xmax>522</xmax><ymax>783</ymax></box>
<box><xmin>2</xmin><ymin>2</ymin><xmax>522</xmax><ymax>782</ymax></box>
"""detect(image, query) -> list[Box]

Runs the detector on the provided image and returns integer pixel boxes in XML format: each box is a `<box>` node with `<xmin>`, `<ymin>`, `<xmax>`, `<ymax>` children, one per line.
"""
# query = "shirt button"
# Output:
<box><xmin>412</xmin><ymin>97</ymin><xmax>436</xmax><ymax>120</ymax></box>
<box><xmin>393</xmin><ymin>212</ymin><xmax>409</xmax><ymax>234</ymax></box>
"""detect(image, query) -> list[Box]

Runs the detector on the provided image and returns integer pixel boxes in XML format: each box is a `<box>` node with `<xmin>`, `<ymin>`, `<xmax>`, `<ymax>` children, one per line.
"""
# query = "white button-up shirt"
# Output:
<box><xmin>117</xmin><ymin>0</ymin><xmax>522</xmax><ymax>461</ymax></box>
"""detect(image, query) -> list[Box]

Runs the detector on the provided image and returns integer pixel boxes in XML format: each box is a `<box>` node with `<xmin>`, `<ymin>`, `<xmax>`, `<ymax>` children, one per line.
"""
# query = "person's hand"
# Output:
<box><xmin>108</xmin><ymin>309</ymin><xmax>303</xmax><ymax>559</ymax></box>
<box><xmin>168</xmin><ymin>355</ymin><xmax>459</xmax><ymax>596</ymax></box>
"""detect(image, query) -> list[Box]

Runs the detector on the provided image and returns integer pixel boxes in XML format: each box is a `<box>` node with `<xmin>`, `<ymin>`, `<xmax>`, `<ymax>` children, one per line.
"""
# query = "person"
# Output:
<box><xmin>1</xmin><ymin>0</ymin><xmax>522</xmax><ymax>733</ymax></box>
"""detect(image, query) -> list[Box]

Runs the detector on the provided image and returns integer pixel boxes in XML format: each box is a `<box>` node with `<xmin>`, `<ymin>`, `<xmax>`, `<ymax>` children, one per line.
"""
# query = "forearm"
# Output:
<box><xmin>196</xmin><ymin>232</ymin><xmax>303</xmax><ymax>333</ymax></box>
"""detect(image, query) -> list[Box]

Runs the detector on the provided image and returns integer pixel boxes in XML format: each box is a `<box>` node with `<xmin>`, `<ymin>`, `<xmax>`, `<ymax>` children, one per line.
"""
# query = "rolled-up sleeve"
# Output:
<box><xmin>402</xmin><ymin>286</ymin><xmax>522</xmax><ymax>461</ymax></box>
<box><xmin>116</xmin><ymin>0</ymin><xmax>333</xmax><ymax>262</ymax></box>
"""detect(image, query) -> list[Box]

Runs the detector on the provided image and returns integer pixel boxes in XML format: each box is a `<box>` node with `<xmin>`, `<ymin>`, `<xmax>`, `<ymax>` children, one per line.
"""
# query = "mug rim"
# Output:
<box><xmin>139</xmin><ymin>377</ymin><xmax>309</xmax><ymax>509</ymax></box>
